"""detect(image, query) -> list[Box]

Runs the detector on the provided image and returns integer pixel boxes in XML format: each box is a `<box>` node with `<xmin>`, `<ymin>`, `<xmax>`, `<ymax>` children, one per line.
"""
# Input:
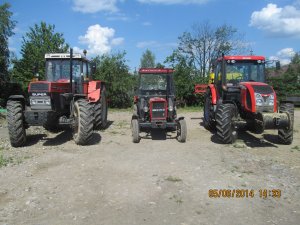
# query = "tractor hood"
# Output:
<box><xmin>239</xmin><ymin>82</ymin><xmax>277</xmax><ymax>113</ymax></box>
<box><xmin>28</xmin><ymin>81</ymin><xmax>70</xmax><ymax>93</ymax></box>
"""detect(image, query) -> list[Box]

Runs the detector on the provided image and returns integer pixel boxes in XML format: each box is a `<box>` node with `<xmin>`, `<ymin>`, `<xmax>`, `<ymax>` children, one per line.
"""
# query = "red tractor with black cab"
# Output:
<box><xmin>131</xmin><ymin>68</ymin><xmax>187</xmax><ymax>143</ymax></box>
<box><xmin>7</xmin><ymin>49</ymin><xmax>108</xmax><ymax>147</ymax></box>
<box><xmin>203</xmin><ymin>55</ymin><xmax>294</xmax><ymax>144</ymax></box>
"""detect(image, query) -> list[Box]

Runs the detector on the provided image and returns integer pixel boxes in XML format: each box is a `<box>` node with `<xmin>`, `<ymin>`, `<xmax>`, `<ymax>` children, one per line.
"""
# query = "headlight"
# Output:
<box><xmin>30</xmin><ymin>99</ymin><xmax>37</xmax><ymax>105</ymax></box>
<box><xmin>168</xmin><ymin>105</ymin><xmax>173</xmax><ymax>111</ymax></box>
<box><xmin>269</xmin><ymin>99</ymin><xmax>274</xmax><ymax>105</ymax></box>
<box><xmin>143</xmin><ymin>106</ymin><xmax>149</xmax><ymax>112</ymax></box>
<box><xmin>255</xmin><ymin>93</ymin><xmax>263</xmax><ymax>106</ymax></box>
<box><xmin>45</xmin><ymin>99</ymin><xmax>51</xmax><ymax>105</ymax></box>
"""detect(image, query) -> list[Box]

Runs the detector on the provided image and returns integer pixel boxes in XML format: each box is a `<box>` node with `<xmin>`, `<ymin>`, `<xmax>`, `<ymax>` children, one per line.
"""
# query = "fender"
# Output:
<box><xmin>208</xmin><ymin>84</ymin><xmax>217</xmax><ymax>105</ymax></box>
<box><xmin>88</xmin><ymin>80</ymin><xmax>101</xmax><ymax>102</ymax></box>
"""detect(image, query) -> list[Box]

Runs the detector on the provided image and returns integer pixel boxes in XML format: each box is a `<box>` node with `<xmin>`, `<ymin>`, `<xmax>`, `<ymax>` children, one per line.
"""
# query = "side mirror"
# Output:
<box><xmin>276</xmin><ymin>61</ymin><xmax>281</xmax><ymax>70</ymax></box>
<box><xmin>91</xmin><ymin>63</ymin><xmax>96</xmax><ymax>74</ymax></box>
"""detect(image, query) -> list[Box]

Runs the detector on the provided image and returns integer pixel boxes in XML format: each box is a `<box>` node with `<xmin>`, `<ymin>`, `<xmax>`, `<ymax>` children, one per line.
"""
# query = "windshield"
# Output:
<box><xmin>139</xmin><ymin>74</ymin><xmax>167</xmax><ymax>91</ymax></box>
<box><xmin>225</xmin><ymin>61</ymin><xmax>265</xmax><ymax>83</ymax></box>
<box><xmin>46</xmin><ymin>59</ymin><xmax>82</xmax><ymax>82</ymax></box>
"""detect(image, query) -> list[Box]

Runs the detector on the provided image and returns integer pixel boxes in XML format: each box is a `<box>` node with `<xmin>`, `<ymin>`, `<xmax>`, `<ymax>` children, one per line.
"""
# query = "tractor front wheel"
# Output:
<box><xmin>216</xmin><ymin>104</ymin><xmax>237</xmax><ymax>144</ymax></box>
<box><xmin>278</xmin><ymin>103</ymin><xmax>294</xmax><ymax>145</ymax></box>
<box><xmin>177</xmin><ymin>119</ymin><xmax>187</xmax><ymax>143</ymax></box>
<box><xmin>6</xmin><ymin>100</ymin><xmax>26</xmax><ymax>147</ymax></box>
<box><xmin>131</xmin><ymin>119</ymin><xmax>140</xmax><ymax>143</ymax></box>
<box><xmin>203</xmin><ymin>89</ymin><xmax>216</xmax><ymax>131</ymax></box>
<box><xmin>73</xmin><ymin>99</ymin><xmax>94</xmax><ymax>145</ymax></box>
<box><xmin>94</xmin><ymin>90</ymin><xmax>108</xmax><ymax>130</ymax></box>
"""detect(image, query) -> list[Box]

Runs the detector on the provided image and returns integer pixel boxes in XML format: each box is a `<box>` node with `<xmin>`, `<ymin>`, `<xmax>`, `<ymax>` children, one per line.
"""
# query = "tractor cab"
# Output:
<box><xmin>131</xmin><ymin>68</ymin><xmax>186</xmax><ymax>143</ymax></box>
<box><xmin>137</xmin><ymin>68</ymin><xmax>175</xmax><ymax>98</ymax></box>
<box><xmin>44</xmin><ymin>53</ymin><xmax>93</xmax><ymax>94</ymax></box>
<box><xmin>214</xmin><ymin>56</ymin><xmax>265</xmax><ymax>92</ymax></box>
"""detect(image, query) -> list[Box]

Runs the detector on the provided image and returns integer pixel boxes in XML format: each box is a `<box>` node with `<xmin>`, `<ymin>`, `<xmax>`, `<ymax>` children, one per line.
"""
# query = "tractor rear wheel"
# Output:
<box><xmin>6</xmin><ymin>100</ymin><xmax>26</xmax><ymax>147</ymax></box>
<box><xmin>278</xmin><ymin>103</ymin><xmax>294</xmax><ymax>145</ymax></box>
<box><xmin>177</xmin><ymin>119</ymin><xmax>187</xmax><ymax>143</ymax></box>
<box><xmin>203</xmin><ymin>89</ymin><xmax>215</xmax><ymax>130</ymax></box>
<box><xmin>94</xmin><ymin>90</ymin><xmax>108</xmax><ymax>130</ymax></box>
<box><xmin>131</xmin><ymin>119</ymin><xmax>140</xmax><ymax>143</ymax></box>
<box><xmin>73</xmin><ymin>99</ymin><xmax>94</xmax><ymax>145</ymax></box>
<box><xmin>216</xmin><ymin>104</ymin><xmax>237</xmax><ymax>144</ymax></box>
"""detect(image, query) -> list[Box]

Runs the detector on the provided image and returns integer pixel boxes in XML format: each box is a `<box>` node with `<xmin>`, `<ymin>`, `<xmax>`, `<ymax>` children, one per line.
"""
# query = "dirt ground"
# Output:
<box><xmin>0</xmin><ymin>109</ymin><xmax>299</xmax><ymax>225</ymax></box>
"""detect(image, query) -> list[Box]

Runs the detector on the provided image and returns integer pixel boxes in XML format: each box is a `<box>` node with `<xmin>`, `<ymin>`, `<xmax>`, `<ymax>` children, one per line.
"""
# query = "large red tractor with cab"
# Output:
<box><xmin>131</xmin><ymin>68</ymin><xmax>187</xmax><ymax>143</ymax></box>
<box><xmin>202</xmin><ymin>55</ymin><xmax>294</xmax><ymax>144</ymax></box>
<box><xmin>7</xmin><ymin>49</ymin><xmax>108</xmax><ymax>147</ymax></box>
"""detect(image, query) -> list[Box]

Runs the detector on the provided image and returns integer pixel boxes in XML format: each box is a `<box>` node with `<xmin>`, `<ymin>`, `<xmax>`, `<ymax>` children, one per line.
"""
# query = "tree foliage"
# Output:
<box><xmin>267</xmin><ymin>52</ymin><xmax>300</xmax><ymax>100</ymax></box>
<box><xmin>11</xmin><ymin>22</ymin><xmax>69</xmax><ymax>87</ymax></box>
<box><xmin>0</xmin><ymin>3</ymin><xmax>16</xmax><ymax>81</ymax></box>
<box><xmin>92</xmin><ymin>52</ymin><xmax>136</xmax><ymax>108</ymax></box>
<box><xmin>140</xmin><ymin>49</ymin><xmax>156</xmax><ymax>68</ymax></box>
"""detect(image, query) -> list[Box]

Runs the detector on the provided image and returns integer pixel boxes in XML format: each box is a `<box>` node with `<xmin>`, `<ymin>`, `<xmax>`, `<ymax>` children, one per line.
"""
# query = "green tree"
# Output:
<box><xmin>92</xmin><ymin>52</ymin><xmax>136</xmax><ymax>108</ymax></box>
<box><xmin>0</xmin><ymin>3</ymin><xmax>16</xmax><ymax>81</ymax></box>
<box><xmin>140</xmin><ymin>49</ymin><xmax>156</xmax><ymax>68</ymax></box>
<box><xmin>11</xmin><ymin>22</ymin><xmax>69</xmax><ymax>86</ymax></box>
<box><xmin>170</xmin><ymin>21</ymin><xmax>247</xmax><ymax>78</ymax></box>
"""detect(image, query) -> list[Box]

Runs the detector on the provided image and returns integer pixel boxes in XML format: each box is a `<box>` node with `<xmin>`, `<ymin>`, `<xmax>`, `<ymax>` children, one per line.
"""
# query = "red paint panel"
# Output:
<box><xmin>208</xmin><ymin>84</ymin><xmax>217</xmax><ymax>105</ymax></box>
<box><xmin>88</xmin><ymin>81</ymin><xmax>101</xmax><ymax>102</ymax></box>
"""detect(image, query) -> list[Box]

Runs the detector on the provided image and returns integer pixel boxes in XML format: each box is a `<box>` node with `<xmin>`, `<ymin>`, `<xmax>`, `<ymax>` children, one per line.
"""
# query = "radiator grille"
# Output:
<box><xmin>151</xmin><ymin>102</ymin><xmax>166</xmax><ymax>119</ymax></box>
<box><xmin>30</xmin><ymin>83</ymin><xmax>49</xmax><ymax>91</ymax></box>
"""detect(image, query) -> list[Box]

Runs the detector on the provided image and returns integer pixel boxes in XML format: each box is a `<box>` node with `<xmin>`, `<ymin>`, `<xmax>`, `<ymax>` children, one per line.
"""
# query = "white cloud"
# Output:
<box><xmin>76</xmin><ymin>24</ymin><xmax>124</xmax><ymax>55</ymax></box>
<box><xmin>137</xmin><ymin>0</ymin><xmax>208</xmax><ymax>5</ymax></box>
<box><xmin>72</xmin><ymin>0</ymin><xmax>118</xmax><ymax>13</ymax></box>
<box><xmin>250</xmin><ymin>3</ymin><xmax>300</xmax><ymax>37</ymax></box>
<box><xmin>270</xmin><ymin>48</ymin><xmax>296</xmax><ymax>65</ymax></box>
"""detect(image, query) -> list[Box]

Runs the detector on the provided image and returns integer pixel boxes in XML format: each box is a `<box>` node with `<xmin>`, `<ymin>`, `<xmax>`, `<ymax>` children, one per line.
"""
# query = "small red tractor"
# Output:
<box><xmin>198</xmin><ymin>55</ymin><xmax>294</xmax><ymax>144</ymax></box>
<box><xmin>7</xmin><ymin>49</ymin><xmax>107</xmax><ymax>147</ymax></box>
<box><xmin>131</xmin><ymin>68</ymin><xmax>187</xmax><ymax>143</ymax></box>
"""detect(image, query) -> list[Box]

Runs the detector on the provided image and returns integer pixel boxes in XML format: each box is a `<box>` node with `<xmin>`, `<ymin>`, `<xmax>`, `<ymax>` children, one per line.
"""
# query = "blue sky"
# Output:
<box><xmin>7</xmin><ymin>0</ymin><xmax>300</xmax><ymax>70</ymax></box>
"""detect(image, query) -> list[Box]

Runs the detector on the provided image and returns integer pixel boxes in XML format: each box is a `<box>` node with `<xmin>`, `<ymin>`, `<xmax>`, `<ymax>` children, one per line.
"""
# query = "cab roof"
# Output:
<box><xmin>45</xmin><ymin>53</ymin><xmax>87</xmax><ymax>60</ymax></box>
<box><xmin>139</xmin><ymin>68</ymin><xmax>174</xmax><ymax>74</ymax></box>
<box><xmin>218</xmin><ymin>55</ymin><xmax>265</xmax><ymax>61</ymax></box>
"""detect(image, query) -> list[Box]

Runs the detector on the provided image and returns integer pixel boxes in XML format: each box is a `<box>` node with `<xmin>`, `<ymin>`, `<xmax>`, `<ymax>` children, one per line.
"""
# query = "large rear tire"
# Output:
<box><xmin>73</xmin><ymin>99</ymin><xmax>94</xmax><ymax>145</ymax></box>
<box><xmin>203</xmin><ymin>89</ymin><xmax>216</xmax><ymax>131</ymax></box>
<box><xmin>131</xmin><ymin>119</ymin><xmax>140</xmax><ymax>143</ymax></box>
<box><xmin>216</xmin><ymin>104</ymin><xmax>237</xmax><ymax>144</ymax></box>
<box><xmin>278</xmin><ymin>103</ymin><xmax>294</xmax><ymax>145</ymax></box>
<box><xmin>6</xmin><ymin>100</ymin><xmax>26</xmax><ymax>147</ymax></box>
<box><xmin>94</xmin><ymin>90</ymin><xmax>108</xmax><ymax>130</ymax></box>
<box><xmin>177</xmin><ymin>119</ymin><xmax>187</xmax><ymax>143</ymax></box>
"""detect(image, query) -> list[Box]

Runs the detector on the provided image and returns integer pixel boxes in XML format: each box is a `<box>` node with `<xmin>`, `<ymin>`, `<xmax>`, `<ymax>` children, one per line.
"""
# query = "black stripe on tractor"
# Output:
<box><xmin>246</xmin><ymin>89</ymin><xmax>252</xmax><ymax>109</ymax></box>
<box><xmin>30</xmin><ymin>83</ymin><xmax>49</xmax><ymax>92</ymax></box>
<box><xmin>252</xmin><ymin>85</ymin><xmax>273</xmax><ymax>94</ymax></box>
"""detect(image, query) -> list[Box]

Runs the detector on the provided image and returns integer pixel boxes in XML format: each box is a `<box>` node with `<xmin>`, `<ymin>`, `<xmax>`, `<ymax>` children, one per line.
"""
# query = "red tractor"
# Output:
<box><xmin>131</xmin><ymin>68</ymin><xmax>187</xmax><ymax>143</ymax></box>
<box><xmin>203</xmin><ymin>55</ymin><xmax>294</xmax><ymax>144</ymax></box>
<box><xmin>7</xmin><ymin>49</ymin><xmax>107</xmax><ymax>147</ymax></box>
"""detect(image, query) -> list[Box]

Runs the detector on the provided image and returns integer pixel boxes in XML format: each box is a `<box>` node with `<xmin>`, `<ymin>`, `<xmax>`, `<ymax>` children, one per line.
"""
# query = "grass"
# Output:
<box><xmin>291</xmin><ymin>145</ymin><xmax>300</xmax><ymax>151</ymax></box>
<box><xmin>165</xmin><ymin>175</ymin><xmax>182</xmax><ymax>182</ymax></box>
<box><xmin>0</xmin><ymin>147</ymin><xmax>14</xmax><ymax>168</ymax></box>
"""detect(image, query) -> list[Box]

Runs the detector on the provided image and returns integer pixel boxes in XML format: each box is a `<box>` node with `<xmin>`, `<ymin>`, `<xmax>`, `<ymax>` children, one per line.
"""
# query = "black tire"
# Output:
<box><xmin>43</xmin><ymin>115</ymin><xmax>60</xmax><ymax>132</ymax></box>
<box><xmin>177</xmin><ymin>119</ymin><xmax>187</xmax><ymax>143</ymax></box>
<box><xmin>131</xmin><ymin>119</ymin><xmax>140</xmax><ymax>143</ymax></box>
<box><xmin>73</xmin><ymin>99</ymin><xmax>94</xmax><ymax>145</ymax></box>
<box><xmin>203</xmin><ymin>89</ymin><xmax>216</xmax><ymax>130</ymax></box>
<box><xmin>94</xmin><ymin>90</ymin><xmax>108</xmax><ymax>130</ymax></box>
<box><xmin>278</xmin><ymin>103</ymin><xmax>294</xmax><ymax>145</ymax></box>
<box><xmin>216</xmin><ymin>104</ymin><xmax>237</xmax><ymax>144</ymax></box>
<box><xmin>6</xmin><ymin>100</ymin><xmax>26</xmax><ymax>147</ymax></box>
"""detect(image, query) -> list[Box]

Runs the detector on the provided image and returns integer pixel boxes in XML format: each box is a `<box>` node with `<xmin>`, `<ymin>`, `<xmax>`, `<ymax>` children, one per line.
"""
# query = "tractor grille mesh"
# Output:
<box><xmin>30</xmin><ymin>83</ymin><xmax>49</xmax><ymax>91</ymax></box>
<box><xmin>252</xmin><ymin>85</ymin><xmax>273</xmax><ymax>94</ymax></box>
<box><xmin>151</xmin><ymin>102</ymin><xmax>166</xmax><ymax>119</ymax></box>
